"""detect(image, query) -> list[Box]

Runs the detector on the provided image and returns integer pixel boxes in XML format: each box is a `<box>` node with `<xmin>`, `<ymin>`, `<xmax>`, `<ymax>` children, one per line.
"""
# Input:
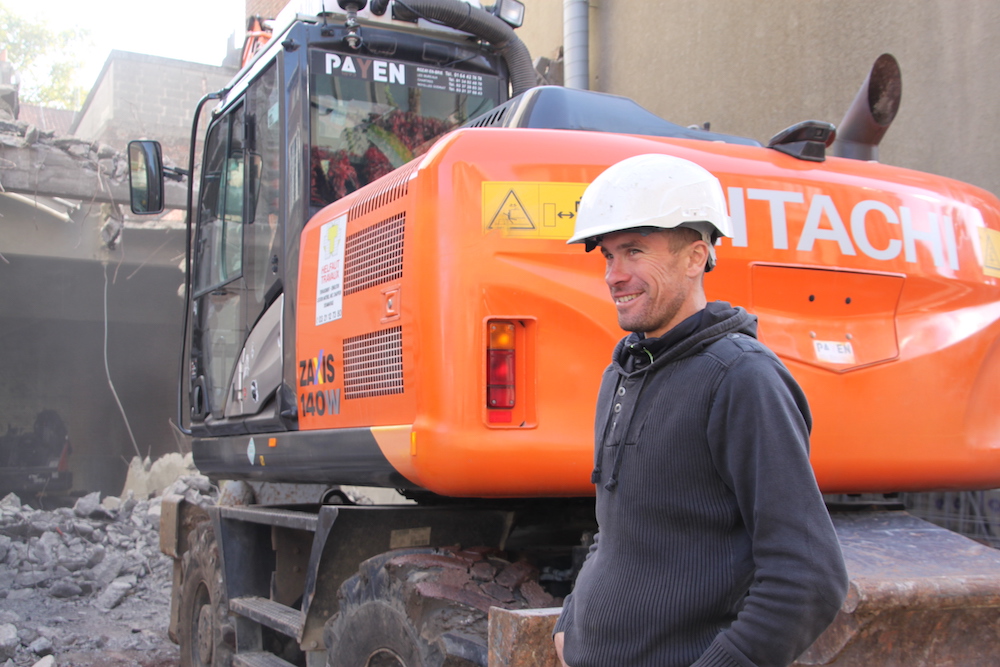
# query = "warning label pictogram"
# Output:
<box><xmin>488</xmin><ymin>190</ymin><xmax>535</xmax><ymax>230</ymax></box>
<box><xmin>482</xmin><ymin>181</ymin><xmax>589</xmax><ymax>239</ymax></box>
<box><xmin>980</xmin><ymin>227</ymin><xmax>1000</xmax><ymax>278</ymax></box>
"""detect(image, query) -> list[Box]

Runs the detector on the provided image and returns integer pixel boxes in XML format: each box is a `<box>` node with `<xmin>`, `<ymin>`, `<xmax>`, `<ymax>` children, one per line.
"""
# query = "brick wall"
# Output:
<box><xmin>247</xmin><ymin>0</ymin><xmax>287</xmax><ymax>19</ymax></box>
<box><xmin>72</xmin><ymin>51</ymin><xmax>237</xmax><ymax>172</ymax></box>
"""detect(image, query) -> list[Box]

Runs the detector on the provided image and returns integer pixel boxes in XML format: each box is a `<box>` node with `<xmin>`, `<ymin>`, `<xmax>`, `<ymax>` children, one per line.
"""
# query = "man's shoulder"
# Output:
<box><xmin>703</xmin><ymin>331</ymin><xmax>767</xmax><ymax>360</ymax></box>
<box><xmin>697</xmin><ymin>331</ymin><xmax>793</xmax><ymax>384</ymax></box>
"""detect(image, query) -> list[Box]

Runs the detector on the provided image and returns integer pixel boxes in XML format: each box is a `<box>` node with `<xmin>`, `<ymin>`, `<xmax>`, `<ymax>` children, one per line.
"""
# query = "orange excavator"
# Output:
<box><xmin>127</xmin><ymin>2</ymin><xmax>1000</xmax><ymax>665</ymax></box>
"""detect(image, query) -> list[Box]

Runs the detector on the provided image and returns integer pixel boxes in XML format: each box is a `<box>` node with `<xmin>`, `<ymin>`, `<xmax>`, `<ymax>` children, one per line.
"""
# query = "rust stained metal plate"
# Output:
<box><xmin>796</xmin><ymin>511</ymin><xmax>1000</xmax><ymax>666</ymax></box>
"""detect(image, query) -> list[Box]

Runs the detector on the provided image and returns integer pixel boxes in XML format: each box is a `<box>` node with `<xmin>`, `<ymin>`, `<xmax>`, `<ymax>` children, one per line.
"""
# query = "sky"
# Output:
<box><xmin>4</xmin><ymin>0</ymin><xmax>245</xmax><ymax>93</ymax></box>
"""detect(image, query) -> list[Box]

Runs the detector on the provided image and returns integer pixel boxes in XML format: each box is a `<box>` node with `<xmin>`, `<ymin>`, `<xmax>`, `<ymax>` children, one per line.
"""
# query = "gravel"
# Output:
<box><xmin>0</xmin><ymin>473</ymin><xmax>218</xmax><ymax>667</ymax></box>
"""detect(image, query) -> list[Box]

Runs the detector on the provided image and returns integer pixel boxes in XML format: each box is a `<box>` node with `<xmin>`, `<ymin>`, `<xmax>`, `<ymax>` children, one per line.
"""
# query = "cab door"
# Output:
<box><xmin>189</xmin><ymin>62</ymin><xmax>284</xmax><ymax>432</ymax></box>
<box><xmin>189</xmin><ymin>104</ymin><xmax>249</xmax><ymax>429</ymax></box>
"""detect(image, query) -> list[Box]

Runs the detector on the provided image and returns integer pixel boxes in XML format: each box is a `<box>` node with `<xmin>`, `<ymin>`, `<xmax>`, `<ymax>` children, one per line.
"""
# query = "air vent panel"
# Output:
<box><xmin>343</xmin><ymin>326</ymin><xmax>404</xmax><ymax>399</ymax></box>
<box><xmin>344</xmin><ymin>214</ymin><xmax>405</xmax><ymax>295</ymax></box>
<box><xmin>348</xmin><ymin>161</ymin><xmax>417</xmax><ymax>221</ymax></box>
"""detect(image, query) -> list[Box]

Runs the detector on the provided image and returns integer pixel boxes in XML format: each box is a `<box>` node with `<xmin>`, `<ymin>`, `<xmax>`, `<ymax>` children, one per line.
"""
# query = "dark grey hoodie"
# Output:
<box><xmin>554</xmin><ymin>301</ymin><xmax>847</xmax><ymax>667</ymax></box>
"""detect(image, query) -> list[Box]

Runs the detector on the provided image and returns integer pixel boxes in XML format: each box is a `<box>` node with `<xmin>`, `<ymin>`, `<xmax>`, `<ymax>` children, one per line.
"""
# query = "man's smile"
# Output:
<box><xmin>614</xmin><ymin>293</ymin><xmax>641</xmax><ymax>305</ymax></box>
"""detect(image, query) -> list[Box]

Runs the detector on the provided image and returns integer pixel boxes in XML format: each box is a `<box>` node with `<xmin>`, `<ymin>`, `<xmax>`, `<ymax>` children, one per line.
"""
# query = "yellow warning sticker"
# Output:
<box><xmin>980</xmin><ymin>227</ymin><xmax>1000</xmax><ymax>278</ymax></box>
<box><xmin>483</xmin><ymin>182</ymin><xmax>589</xmax><ymax>239</ymax></box>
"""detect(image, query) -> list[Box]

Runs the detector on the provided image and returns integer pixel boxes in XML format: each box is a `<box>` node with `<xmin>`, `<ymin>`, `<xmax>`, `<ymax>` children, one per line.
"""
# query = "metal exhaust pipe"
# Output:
<box><xmin>830</xmin><ymin>53</ymin><xmax>902</xmax><ymax>162</ymax></box>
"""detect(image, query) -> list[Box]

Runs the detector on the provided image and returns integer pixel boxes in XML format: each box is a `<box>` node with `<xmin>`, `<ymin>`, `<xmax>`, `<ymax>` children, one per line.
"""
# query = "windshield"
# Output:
<box><xmin>310</xmin><ymin>48</ymin><xmax>501</xmax><ymax>207</ymax></box>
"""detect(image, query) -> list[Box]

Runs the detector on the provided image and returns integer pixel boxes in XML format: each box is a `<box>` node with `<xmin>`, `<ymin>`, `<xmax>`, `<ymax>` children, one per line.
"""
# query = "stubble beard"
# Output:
<box><xmin>617</xmin><ymin>289</ymin><xmax>687</xmax><ymax>338</ymax></box>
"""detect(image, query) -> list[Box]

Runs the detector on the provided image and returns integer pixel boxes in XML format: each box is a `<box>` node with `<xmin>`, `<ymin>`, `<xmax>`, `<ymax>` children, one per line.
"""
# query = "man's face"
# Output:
<box><xmin>599</xmin><ymin>229</ymin><xmax>699</xmax><ymax>338</ymax></box>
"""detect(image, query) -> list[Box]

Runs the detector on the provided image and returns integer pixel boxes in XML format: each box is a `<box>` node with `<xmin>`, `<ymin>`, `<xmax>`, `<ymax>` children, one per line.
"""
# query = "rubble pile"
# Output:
<box><xmin>0</xmin><ymin>473</ymin><xmax>217</xmax><ymax>667</ymax></box>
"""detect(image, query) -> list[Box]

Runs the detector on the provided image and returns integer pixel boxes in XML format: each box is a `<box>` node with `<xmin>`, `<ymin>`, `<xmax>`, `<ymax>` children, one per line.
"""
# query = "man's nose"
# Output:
<box><xmin>605</xmin><ymin>257</ymin><xmax>628</xmax><ymax>285</ymax></box>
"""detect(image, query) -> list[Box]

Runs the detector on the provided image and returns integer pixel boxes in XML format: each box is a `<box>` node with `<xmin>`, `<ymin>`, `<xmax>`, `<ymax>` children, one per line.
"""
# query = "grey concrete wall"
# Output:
<box><xmin>517</xmin><ymin>0</ymin><xmax>1000</xmax><ymax>197</ymax></box>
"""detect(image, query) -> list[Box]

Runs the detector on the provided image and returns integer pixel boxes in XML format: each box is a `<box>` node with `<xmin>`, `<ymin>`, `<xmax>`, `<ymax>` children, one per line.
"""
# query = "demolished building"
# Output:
<box><xmin>0</xmin><ymin>51</ymin><xmax>236</xmax><ymax>497</ymax></box>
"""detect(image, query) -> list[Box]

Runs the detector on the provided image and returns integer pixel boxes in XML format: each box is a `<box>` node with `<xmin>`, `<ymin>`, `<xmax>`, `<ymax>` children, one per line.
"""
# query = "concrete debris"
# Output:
<box><xmin>0</xmin><ymin>625</ymin><xmax>18</xmax><ymax>661</ymax></box>
<box><xmin>25</xmin><ymin>638</ymin><xmax>51</xmax><ymax>657</ymax></box>
<box><xmin>72</xmin><ymin>492</ymin><xmax>114</xmax><ymax>521</ymax></box>
<box><xmin>0</xmin><ymin>471</ymin><xmax>217</xmax><ymax>666</ymax></box>
<box><xmin>95</xmin><ymin>577</ymin><xmax>135</xmax><ymax>611</ymax></box>
<box><xmin>120</xmin><ymin>453</ymin><xmax>196</xmax><ymax>501</ymax></box>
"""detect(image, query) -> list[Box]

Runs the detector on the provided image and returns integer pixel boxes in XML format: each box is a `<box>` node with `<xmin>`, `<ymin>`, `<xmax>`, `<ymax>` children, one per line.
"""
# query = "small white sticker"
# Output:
<box><xmin>247</xmin><ymin>438</ymin><xmax>256</xmax><ymax>465</ymax></box>
<box><xmin>316</xmin><ymin>214</ymin><xmax>347</xmax><ymax>325</ymax></box>
<box><xmin>813</xmin><ymin>340</ymin><xmax>856</xmax><ymax>365</ymax></box>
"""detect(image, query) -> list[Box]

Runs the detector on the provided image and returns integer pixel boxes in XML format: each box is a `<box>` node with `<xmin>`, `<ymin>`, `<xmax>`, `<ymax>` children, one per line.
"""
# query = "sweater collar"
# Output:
<box><xmin>613</xmin><ymin>301</ymin><xmax>758</xmax><ymax>375</ymax></box>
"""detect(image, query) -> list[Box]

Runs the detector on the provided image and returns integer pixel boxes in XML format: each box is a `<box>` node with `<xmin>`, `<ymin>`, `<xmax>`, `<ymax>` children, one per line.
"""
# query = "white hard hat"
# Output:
<box><xmin>567</xmin><ymin>153</ymin><xmax>732</xmax><ymax>271</ymax></box>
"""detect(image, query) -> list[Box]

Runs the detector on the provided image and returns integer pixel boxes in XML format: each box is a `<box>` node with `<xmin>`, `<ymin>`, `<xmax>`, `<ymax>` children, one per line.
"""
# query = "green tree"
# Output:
<box><xmin>0</xmin><ymin>3</ymin><xmax>90</xmax><ymax>110</ymax></box>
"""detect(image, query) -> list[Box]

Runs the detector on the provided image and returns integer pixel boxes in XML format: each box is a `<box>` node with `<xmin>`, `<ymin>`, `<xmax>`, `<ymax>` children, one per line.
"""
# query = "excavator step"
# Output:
<box><xmin>233</xmin><ymin>651</ymin><xmax>300</xmax><ymax>667</ymax></box>
<box><xmin>230</xmin><ymin>596</ymin><xmax>304</xmax><ymax>638</ymax></box>
<box><xmin>219</xmin><ymin>506</ymin><xmax>320</xmax><ymax>532</ymax></box>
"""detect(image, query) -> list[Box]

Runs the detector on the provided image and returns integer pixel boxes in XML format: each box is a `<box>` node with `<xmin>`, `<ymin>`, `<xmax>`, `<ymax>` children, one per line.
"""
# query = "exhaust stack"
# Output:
<box><xmin>831</xmin><ymin>53</ymin><xmax>902</xmax><ymax>162</ymax></box>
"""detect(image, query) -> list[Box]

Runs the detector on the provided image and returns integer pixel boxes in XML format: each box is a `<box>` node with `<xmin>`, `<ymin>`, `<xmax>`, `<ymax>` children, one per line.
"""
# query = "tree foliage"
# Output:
<box><xmin>0</xmin><ymin>3</ymin><xmax>90</xmax><ymax>110</ymax></box>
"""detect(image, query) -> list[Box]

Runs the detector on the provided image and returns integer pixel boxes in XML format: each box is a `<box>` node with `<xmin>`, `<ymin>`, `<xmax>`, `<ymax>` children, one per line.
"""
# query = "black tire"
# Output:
<box><xmin>178</xmin><ymin>520</ymin><xmax>236</xmax><ymax>667</ymax></box>
<box><xmin>324</xmin><ymin>548</ymin><xmax>556</xmax><ymax>667</ymax></box>
<box><xmin>327</xmin><ymin>598</ymin><xmax>439</xmax><ymax>667</ymax></box>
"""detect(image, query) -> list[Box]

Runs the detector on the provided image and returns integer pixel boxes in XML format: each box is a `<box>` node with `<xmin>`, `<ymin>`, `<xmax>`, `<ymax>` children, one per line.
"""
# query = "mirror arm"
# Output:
<box><xmin>164</xmin><ymin>166</ymin><xmax>189</xmax><ymax>181</ymax></box>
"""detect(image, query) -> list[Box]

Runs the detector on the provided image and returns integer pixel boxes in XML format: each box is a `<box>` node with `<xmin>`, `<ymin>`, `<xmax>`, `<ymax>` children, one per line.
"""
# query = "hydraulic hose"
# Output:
<box><xmin>394</xmin><ymin>0</ymin><xmax>537</xmax><ymax>96</ymax></box>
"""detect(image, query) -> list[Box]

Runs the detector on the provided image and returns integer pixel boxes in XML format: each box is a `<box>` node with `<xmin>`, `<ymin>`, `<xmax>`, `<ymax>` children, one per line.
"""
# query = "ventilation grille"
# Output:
<box><xmin>466</xmin><ymin>104</ymin><xmax>510</xmax><ymax>128</ymax></box>
<box><xmin>343</xmin><ymin>326</ymin><xmax>404</xmax><ymax>399</ymax></box>
<box><xmin>344</xmin><ymin>214</ymin><xmax>405</xmax><ymax>296</ymax></box>
<box><xmin>348</xmin><ymin>161</ymin><xmax>418</xmax><ymax>221</ymax></box>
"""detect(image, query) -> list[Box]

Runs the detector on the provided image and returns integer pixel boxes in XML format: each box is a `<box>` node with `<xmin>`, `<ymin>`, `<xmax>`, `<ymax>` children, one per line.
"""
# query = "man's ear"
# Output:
<box><xmin>685</xmin><ymin>240</ymin><xmax>710</xmax><ymax>276</ymax></box>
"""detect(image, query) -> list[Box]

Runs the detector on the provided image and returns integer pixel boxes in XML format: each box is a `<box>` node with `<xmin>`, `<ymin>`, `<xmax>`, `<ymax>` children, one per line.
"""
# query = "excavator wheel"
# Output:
<box><xmin>324</xmin><ymin>547</ymin><xmax>557</xmax><ymax>667</ymax></box>
<box><xmin>178</xmin><ymin>520</ymin><xmax>236</xmax><ymax>667</ymax></box>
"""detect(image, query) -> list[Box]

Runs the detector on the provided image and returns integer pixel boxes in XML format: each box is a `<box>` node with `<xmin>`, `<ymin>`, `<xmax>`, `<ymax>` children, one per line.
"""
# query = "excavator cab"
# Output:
<box><xmin>127</xmin><ymin>11</ymin><xmax>513</xmax><ymax>439</ymax></box>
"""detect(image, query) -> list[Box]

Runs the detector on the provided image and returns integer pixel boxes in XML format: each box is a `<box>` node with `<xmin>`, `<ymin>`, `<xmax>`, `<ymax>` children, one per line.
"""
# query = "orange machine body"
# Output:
<box><xmin>296</xmin><ymin>127</ymin><xmax>1000</xmax><ymax>497</ymax></box>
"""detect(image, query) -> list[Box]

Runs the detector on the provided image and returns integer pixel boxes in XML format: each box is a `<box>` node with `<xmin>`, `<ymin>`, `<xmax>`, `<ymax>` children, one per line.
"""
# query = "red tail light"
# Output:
<box><xmin>488</xmin><ymin>321</ymin><xmax>515</xmax><ymax>409</ymax></box>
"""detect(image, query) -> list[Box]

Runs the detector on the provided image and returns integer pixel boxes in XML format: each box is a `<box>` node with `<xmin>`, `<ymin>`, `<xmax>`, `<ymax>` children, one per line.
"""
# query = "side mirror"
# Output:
<box><xmin>128</xmin><ymin>140</ymin><xmax>165</xmax><ymax>214</ymax></box>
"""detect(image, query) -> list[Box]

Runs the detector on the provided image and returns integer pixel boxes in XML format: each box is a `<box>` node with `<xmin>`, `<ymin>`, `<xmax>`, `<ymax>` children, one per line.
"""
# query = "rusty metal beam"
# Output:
<box><xmin>489</xmin><ymin>512</ymin><xmax>1000</xmax><ymax>666</ymax></box>
<box><xmin>795</xmin><ymin>510</ymin><xmax>1000</xmax><ymax>666</ymax></box>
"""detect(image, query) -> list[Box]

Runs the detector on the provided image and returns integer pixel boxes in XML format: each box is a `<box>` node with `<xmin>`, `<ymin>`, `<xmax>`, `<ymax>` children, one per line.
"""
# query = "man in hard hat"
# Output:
<box><xmin>553</xmin><ymin>154</ymin><xmax>847</xmax><ymax>667</ymax></box>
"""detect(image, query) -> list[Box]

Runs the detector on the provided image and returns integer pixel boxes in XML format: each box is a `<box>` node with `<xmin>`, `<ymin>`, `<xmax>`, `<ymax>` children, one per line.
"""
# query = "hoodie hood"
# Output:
<box><xmin>611</xmin><ymin>301</ymin><xmax>758</xmax><ymax>377</ymax></box>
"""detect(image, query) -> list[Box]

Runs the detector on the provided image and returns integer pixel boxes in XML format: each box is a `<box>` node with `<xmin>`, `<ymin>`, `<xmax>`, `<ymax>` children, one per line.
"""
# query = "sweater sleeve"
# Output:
<box><xmin>553</xmin><ymin>531</ymin><xmax>601</xmax><ymax>636</ymax></box>
<box><xmin>697</xmin><ymin>344</ymin><xmax>848</xmax><ymax>667</ymax></box>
